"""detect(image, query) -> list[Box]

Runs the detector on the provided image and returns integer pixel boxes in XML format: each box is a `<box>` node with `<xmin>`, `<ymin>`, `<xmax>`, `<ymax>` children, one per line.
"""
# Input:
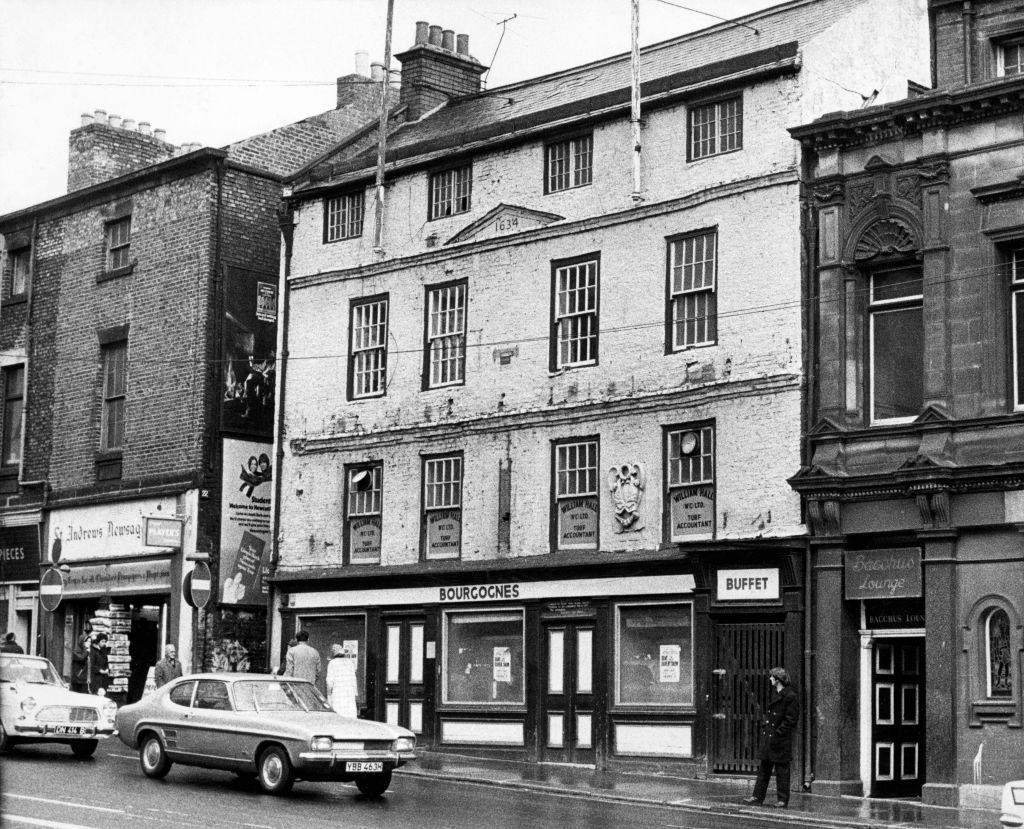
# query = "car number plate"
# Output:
<box><xmin>52</xmin><ymin>726</ymin><xmax>92</xmax><ymax>736</ymax></box>
<box><xmin>345</xmin><ymin>761</ymin><xmax>383</xmax><ymax>773</ymax></box>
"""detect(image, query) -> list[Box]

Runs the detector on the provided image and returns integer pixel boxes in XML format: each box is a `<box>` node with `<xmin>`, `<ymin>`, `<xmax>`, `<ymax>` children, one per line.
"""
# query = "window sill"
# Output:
<box><xmin>2</xmin><ymin>293</ymin><xmax>27</xmax><ymax>308</ymax></box>
<box><xmin>0</xmin><ymin>468</ymin><xmax>18</xmax><ymax>496</ymax></box>
<box><xmin>669</xmin><ymin>341</ymin><xmax>717</xmax><ymax>353</ymax></box>
<box><xmin>324</xmin><ymin>233</ymin><xmax>363</xmax><ymax>244</ymax></box>
<box><xmin>968</xmin><ymin>698</ymin><xmax>1020</xmax><ymax>727</ymax></box>
<box><xmin>549</xmin><ymin>362</ymin><xmax>598</xmax><ymax>376</ymax></box>
<box><xmin>545</xmin><ymin>181</ymin><xmax>593</xmax><ymax>196</ymax></box>
<box><xmin>427</xmin><ymin>210</ymin><xmax>472</xmax><ymax>224</ymax></box>
<box><xmin>688</xmin><ymin>146</ymin><xmax>743</xmax><ymax>164</ymax></box>
<box><xmin>97</xmin><ymin>262</ymin><xmax>136</xmax><ymax>283</ymax></box>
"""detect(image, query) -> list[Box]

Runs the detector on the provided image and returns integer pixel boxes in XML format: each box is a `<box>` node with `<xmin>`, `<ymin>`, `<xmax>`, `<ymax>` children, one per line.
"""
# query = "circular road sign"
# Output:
<box><xmin>40</xmin><ymin>568</ymin><xmax>65</xmax><ymax>612</ymax></box>
<box><xmin>185</xmin><ymin>561</ymin><xmax>212</xmax><ymax>610</ymax></box>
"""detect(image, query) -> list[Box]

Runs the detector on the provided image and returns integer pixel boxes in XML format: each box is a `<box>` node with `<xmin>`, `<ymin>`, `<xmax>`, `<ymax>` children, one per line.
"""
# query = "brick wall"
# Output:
<box><xmin>67</xmin><ymin>123</ymin><xmax>176</xmax><ymax>192</ymax></box>
<box><xmin>932</xmin><ymin>0</ymin><xmax>1024</xmax><ymax>87</ymax></box>
<box><xmin>397</xmin><ymin>45</ymin><xmax>485</xmax><ymax>120</ymax></box>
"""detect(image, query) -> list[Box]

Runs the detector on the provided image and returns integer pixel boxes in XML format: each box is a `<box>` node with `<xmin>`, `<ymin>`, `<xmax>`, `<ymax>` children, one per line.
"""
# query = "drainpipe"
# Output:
<box><xmin>962</xmin><ymin>1</ymin><xmax>974</xmax><ymax>85</ymax></box>
<box><xmin>19</xmin><ymin>217</ymin><xmax>46</xmax><ymax>491</ymax></box>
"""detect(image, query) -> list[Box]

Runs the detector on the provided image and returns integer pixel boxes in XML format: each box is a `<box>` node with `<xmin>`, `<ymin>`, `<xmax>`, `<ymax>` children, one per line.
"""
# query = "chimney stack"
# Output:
<box><xmin>67</xmin><ymin>109</ymin><xmax>176</xmax><ymax>192</ymax></box>
<box><xmin>396</xmin><ymin>21</ymin><xmax>487</xmax><ymax>120</ymax></box>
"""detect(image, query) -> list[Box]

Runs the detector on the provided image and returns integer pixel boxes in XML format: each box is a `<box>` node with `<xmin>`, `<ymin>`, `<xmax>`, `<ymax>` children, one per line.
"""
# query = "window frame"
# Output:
<box><xmin>663</xmin><ymin>421</ymin><xmax>716</xmax><ymax>543</ymax></box>
<box><xmin>323</xmin><ymin>190</ymin><xmax>365</xmax><ymax>242</ymax></box>
<box><xmin>1</xmin><ymin>364</ymin><xmax>25</xmax><ymax>469</ymax></box>
<box><xmin>868</xmin><ymin>264</ymin><xmax>924</xmax><ymax>425</ymax></box>
<box><xmin>984</xmin><ymin>607</ymin><xmax>1013</xmax><ymax>699</ymax></box>
<box><xmin>343</xmin><ymin>462</ymin><xmax>383</xmax><ymax>565</ymax></box>
<box><xmin>8</xmin><ymin>247</ymin><xmax>30</xmax><ymax>298</ymax></box>
<box><xmin>422</xmin><ymin>279</ymin><xmax>468</xmax><ymax>390</ymax></box>
<box><xmin>665</xmin><ymin>228</ymin><xmax>718</xmax><ymax>352</ymax></box>
<box><xmin>428</xmin><ymin>162</ymin><xmax>473</xmax><ymax>221</ymax></box>
<box><xmin>996</xmin><ymin>36</ymin><xmax>1024</xmax><ymax>77</ymax></box>
<box><xmin>1010</xmin><ymin>248</ymin><xmax>1024</xmax><ymax>411</ymax></box>
<box><xmin>441</xmin><ymin>607</ymin><xmax>526</xmax><ymax>707</ymax></box>
<box><xmin>549</xmin><ymin>252</ymin><xmax>600</xmax><ymax>372</ymax></box>
<box><xmin>687</xmin><ymin>95</ymin><xmax>743</xmax><ymax>161</ymax></box>
<box><xmin>347</xmin><ymin>293</ymin><xmax>389</xmax><ymax>400</ymax></box>
<box><xmin>105</xmin><ymin>216</ymin><xmax>132</xmax><ymax>273</ymax></box>
<box><xmin>99</xmin><ymin>340</ymin><xmax>127</xmax><ymax>452</ymax></box>
<box><xmin>544</xmin><ymin>132</ymin><xmax>594</xmax><ymax>194</ymax></box>
<box><xmin>421</xmin><ymin>451</ymin><xmax>464</xmax><ymax>561</ymax></box>
<box><xmin>551</xmin><ymin>435</ymin><xmax>600</xmax><ymax>553</ymax></box>
<box><xmin>613</xmin><ymin>600</ymin><xmax>695</xmax><ymax>709</ymax></box>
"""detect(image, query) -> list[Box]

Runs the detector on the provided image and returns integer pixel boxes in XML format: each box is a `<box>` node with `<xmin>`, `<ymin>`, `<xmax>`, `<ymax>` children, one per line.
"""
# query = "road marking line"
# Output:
<box><xmin>2</xmin><ymin>795</ymin><xmax>124</xmax><ymax>815</ymax></box>
<box><xmin>106</xmin><ymin>752</ymin><xmax>137</xmax><ymax>760</ymax></box>
<box><xmin>3</xmin><ymin>816</ymin><xmax>104</xmax><ymax>829</ymax></box>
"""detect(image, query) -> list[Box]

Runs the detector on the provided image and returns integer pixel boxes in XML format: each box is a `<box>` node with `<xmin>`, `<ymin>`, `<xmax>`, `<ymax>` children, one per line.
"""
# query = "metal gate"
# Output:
<box><xmin>710</xmin><ymin>621</ymin><xmax>785</xmax><ymax>774</ymax></box>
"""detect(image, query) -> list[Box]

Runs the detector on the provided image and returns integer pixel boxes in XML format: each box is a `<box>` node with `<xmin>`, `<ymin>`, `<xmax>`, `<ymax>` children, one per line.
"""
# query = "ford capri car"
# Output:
<box><xmin>0</xmin><ymin>653</ymin><xmax>117</xmax><ymax>757</ymax></box>
<box><xmin>116</xmin><ymin>674</ymin><xmax>416</xmax><ymax>795</ymax></box>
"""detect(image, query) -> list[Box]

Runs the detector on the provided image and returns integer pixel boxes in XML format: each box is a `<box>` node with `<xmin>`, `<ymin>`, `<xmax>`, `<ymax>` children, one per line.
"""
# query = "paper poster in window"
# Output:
<box><xmin>342</xmin><ymin>640</ymin><xmax>359</xmax><ymax>658</ymax></box>
<box><xmin>350</xmin><ymin>516</ymin><xmax>381</xmax><ymax>561</ymax></box>
<box><xmin>493</xmin><ymin>646</ymin><xmax>511</xmax><ymax>682</ymax></box>
<box><xmin>660</xmin><ymin>644</ymin><xmax>681</xmax><ymax>683</ymax></box>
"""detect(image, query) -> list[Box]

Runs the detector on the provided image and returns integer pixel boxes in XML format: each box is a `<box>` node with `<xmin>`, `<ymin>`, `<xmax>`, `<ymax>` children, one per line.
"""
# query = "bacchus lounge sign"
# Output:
<box><xmin>844</xmin><ymin>548</ymin><xmax>922</xmax><ymax>600</ymax></box>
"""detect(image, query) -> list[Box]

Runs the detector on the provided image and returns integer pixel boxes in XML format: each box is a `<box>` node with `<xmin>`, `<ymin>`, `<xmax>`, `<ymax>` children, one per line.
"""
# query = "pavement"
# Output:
<box><xmin>399</xmin><ymin>752</ymin><xmax>1003</xmax><ymax>829</ymax></box>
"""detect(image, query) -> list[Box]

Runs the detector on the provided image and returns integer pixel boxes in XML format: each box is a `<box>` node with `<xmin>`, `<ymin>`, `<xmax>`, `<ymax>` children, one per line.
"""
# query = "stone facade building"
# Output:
<box><xmin>789</xmin><ymin>0</ymin><xmax>1024</xmax><ymax>807</ymax></box>
<box><xmin>272</xmin><ymin>0</ymin><xmax>927</xmax><ymax>778</ymax></box>
<box><xmin>0</xmin><ymin>70</ymin><xmax>382</xmax><ymax>698</ymax></box>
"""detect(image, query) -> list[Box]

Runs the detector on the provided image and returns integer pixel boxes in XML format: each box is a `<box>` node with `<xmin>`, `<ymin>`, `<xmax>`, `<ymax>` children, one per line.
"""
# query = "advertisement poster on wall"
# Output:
<box><xmin>220</xmin><ymin>438</ymin><xmax>273</xmax><ymax>605</ymax></box>
<box><xmin>222</xmin><ymin>265</ymin><xmax>278</xmax><ymax>437</ymax></box>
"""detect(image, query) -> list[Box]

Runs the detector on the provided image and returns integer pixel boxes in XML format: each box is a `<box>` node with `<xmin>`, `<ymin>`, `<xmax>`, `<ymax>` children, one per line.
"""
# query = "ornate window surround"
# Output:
<box><xmin>963</xmin><ymin>594</ymin><xmax>1021</xmax><ymax>728</ymax></box>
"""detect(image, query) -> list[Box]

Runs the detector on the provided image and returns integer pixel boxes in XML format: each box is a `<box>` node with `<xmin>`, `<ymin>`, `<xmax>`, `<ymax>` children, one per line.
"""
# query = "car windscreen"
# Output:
<box><xmin>0</xmin><ymin>657</ymin><xmax>63</xmax><ymax>686</ymax></box>
<box><xmin>232</xmin><ymin>680</ymin><xmax>332</xmax><ymax>713</ymax></box>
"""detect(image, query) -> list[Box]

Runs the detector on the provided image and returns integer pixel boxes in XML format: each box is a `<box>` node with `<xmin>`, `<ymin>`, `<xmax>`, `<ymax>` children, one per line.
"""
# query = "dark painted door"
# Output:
<box><xmin>871</xmin><ymin>638</ymin><xmax>925</xmax><ymax>797</ymax></box>
<box><xmin>381</xmin><ymin>615</ymin><xmax>426</xmax><ymax>736</ymax></box>
<box><xmin>540</xmin><ymin>621</ymin><xmax>596</xmax><ymax>765</ymax></box>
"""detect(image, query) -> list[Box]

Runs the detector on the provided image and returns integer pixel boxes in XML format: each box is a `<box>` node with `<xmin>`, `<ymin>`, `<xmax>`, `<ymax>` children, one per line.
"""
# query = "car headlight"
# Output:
<box><xmin>20</xmin><ymin>697</ymin><xmax>37</xmax><ymax>714</ymax></box>
<box><xmin>310</xmin><ymin>736</ymin><xmax>333</xmax><ymax>752</ymax></box>
<box><xmin>393</xmin><ymin>736</ymin><xmax>415</xmax><ymax>752</ymax></box>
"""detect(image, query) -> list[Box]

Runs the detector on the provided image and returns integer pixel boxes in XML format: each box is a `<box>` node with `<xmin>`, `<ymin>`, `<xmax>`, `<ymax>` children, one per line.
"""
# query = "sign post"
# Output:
<box><xmin>39</xmin><ymin>568</ymin><xmax>65</xmax><ymax>612</ymax></box>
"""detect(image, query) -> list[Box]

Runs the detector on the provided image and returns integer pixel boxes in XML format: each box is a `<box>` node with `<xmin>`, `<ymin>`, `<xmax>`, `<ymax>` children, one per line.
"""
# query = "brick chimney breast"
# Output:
<box><xmin>396</xmin><ymin>22</ymin><xmax>487</xmax><ymax>121</ymax></box>
<box><xmin>67</xmin><ymin>113</ymin><xmax>176</xmax><ymax>192</ymax></box>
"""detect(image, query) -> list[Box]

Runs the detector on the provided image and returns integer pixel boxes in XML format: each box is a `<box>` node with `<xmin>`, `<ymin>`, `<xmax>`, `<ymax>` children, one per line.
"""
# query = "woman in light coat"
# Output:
<box><xmin>325</xmin><ymin>643</ymin><xmax>358</xmax><ymax>718</ymax></box>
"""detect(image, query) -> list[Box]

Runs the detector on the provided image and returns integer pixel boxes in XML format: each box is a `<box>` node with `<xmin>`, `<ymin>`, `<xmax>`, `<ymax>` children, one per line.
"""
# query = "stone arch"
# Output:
<box><xmin>842</xmin><ymin>205</ymin><xmax>924</xmax><ymax>264</ymax></box>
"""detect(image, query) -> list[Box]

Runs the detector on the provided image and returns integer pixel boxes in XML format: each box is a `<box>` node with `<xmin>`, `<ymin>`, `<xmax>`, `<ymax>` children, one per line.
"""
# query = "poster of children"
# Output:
<box><xmin>219</xmin><ymin>438</ymin><xmax>273</xmax><ymax>605</ymax></box>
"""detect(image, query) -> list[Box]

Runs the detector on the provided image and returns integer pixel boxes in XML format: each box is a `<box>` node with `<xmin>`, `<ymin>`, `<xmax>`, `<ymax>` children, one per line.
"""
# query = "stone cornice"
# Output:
<box><xmin>789</xmin><ymin>461</ymin><xmax>1024</xmax><ymax>501</ymax></box>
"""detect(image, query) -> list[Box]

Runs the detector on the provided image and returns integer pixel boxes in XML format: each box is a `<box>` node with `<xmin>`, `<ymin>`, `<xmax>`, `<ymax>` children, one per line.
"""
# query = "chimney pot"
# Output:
<box><xmin>456</xmin><ymin>34</ymin><xmax>470</xmax><ymax>56</ymax></box>
<box><xmin>153</xmin><ymin>128</ymin><xmax>167</xmax><ymax>141</ymax></box>
<box><xmin>80</xmin><ymin>112</ymin><xmax>95</xmax><ymax>127</ymax></box>
<box><xmin>138</xmin><ymin>121</ymin><xmax>152</xmax><ymax>135</ymax></box>
<box><xmin>123</xmin><ymin>118</ymin><xmax>136</xmax><ymax>131</ymax></box>
<box><xmin>441</xmin><ymin>29</ymin><xmax>455</xmax><ymax>51</ymax></box>
<box><xmin>370</xmin><ymin>62</ymin><xmax>385</xmax><ymax>82</ymax></box>
<box><xmin>428</xmin><ymin>25</ymin><xmax>443</xmax><ymax>46</ymax></box>
<box><xmin>94</xmin><ymin>109</ymin><xmax>108</xmax><ymax>124</ymax></box>
<box><xmin>415</xmin><ymin>21</ymin><xmax>429</xmax><ymax>45</ymax></box>
<box><xmin>355</xmin><ymin>50</ymin><xmax>370</xmax><ymax>76</ymax></box>
<box><xmin>389</xmin><ymin>69</ymin><xmax>401</xmax><ymax>91</ymax></box>
<box><xmin>108</xmin><ymin>114</ymin><xmax>122</xmax><ymax>129</ymax></box>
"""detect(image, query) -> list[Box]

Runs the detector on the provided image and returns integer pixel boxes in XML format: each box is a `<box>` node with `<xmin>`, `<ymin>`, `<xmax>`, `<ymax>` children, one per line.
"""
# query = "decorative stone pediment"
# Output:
<box><xmin>808</xmin><ymin>416</ymin><xmax>844</xmax><ymax>435</ymax></box>
<box><xmin>446</xmin><ymin>203</ymin><xmax>564</xmax><ymax>245</ymax></box>
<box><xmin>854</xmin><ymin>217</ymin><xmax>917</xmax><ymax>260</ymax></box>
<box><xmin>864</xmin><ymin>154</ymin><xmax>896</xmax><ymax>172</ymax></box>
<box><xmin>915</xmin><ymin>404</ymin><xmax>951</xmax><ymax>423</ymax></box>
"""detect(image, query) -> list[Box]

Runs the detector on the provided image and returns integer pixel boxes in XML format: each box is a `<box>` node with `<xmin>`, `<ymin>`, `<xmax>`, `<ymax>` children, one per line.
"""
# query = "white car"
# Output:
<box><xmin>0</xmin><ymin>652</ymin><xmax>117</xmax><ymax>757</ymax></box>
<box><xmin>1002</xmin><ymin>780</ymin><xmax>1024</xmax><ymax>828</ymax></box>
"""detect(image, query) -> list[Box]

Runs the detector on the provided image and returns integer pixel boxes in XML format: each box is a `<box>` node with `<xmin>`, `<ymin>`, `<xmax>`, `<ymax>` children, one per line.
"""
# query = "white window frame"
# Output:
<box><xmin>325</xmin><ymin>191</ymin><xmax>364</xmax><ymax>241</ymax></box>
<box><xmin>1011</xmin><ymin>250</ymin><xmax>1024</xmax><ymax>410</ymax></box>
<box><xmin>100</xmin><ymin>340</ymin><xmax>127</xmax><ymax>451</ymax></box>
<box><xmin>689</xmin><ymin>97</ymin><xmax>742</xmax><ymax>160</ymax></box>
<box><xmin>869</xmin><ymin>266</ymin><xmax>923</xmax><ymax>425</ymax></box>
<box><xmin>669</xmin><ymin>230</ymin><xmax>717</xmax><ymax>349</ymax></box>
<box><xmin>106</xmin><ymin>217</ymin><xmax>131</xmax><ymax>271</ymax></box>
<box><xmin>546</xmin><ymin>133</ymin><xmax>593</xmax><ymax>193</ymax></box>
<box><xmin>997</xmin><ymin>38</ymin><xmax>1024</xmax><ymax>77</ymax></box>
<box><xmin>350</xmin><ymin>297</ymin><xmax>388</xmax><ymax>399</ymax></box>
<box><xmin>346</xmin><ymin>464</ymin><xmax>382</xmax><ymax>565</ymax></box>
<box><xmin>426</xmin><ymin>282</ymin><xmax>467</xmax><ymax>388</ymax></box>
<box><xmin>667</xmin><ymin>425</ymin><xmax>714</xmax><ymax>488</ymax></box>
<box><xmin>553</xmin><ymin>257</ymin><xmax>599</xmax><ymax>370</ymax></box>
<box><xmin>554</xmin><ymin>438</ymin><xmax>599</xmax><ymax>551</ymax></box>
<box><xmin>429</xmin><ymin>164</ymin><xmax>472</xmax><ymax>220</ymax></box>
<box><xmin>423</xmin><ymin>454</ymin><xmax>462</xmax><ymax>560</ymax></box>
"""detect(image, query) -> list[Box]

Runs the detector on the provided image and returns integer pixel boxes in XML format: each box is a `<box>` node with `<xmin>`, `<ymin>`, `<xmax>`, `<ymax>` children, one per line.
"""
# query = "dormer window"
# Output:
<box><xmin>998</xmin><ymin>38</ymin><xmax>1024</xmax><ymax>76</ymax></box>
<box><xmin>429</xmin><ymin>163</ymin><xmax>472</xmax><ymax>220</ymax></box>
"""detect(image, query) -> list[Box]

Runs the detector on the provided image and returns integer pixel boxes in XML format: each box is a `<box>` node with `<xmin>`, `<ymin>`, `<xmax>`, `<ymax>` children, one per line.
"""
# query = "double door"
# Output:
<box><xmin>870</xmin><ymin>638</ymin><xmax>925</xmax><ymax>797</ymax></box>
<box><xmin>381</xmin><ymin>615</ymin><xmax>425</xmax><ymax>735</ymax></box>
<box><xmin>540</xmin><ymin>621</ymin><xmax>596</xmax><ymax>765</ymax></box>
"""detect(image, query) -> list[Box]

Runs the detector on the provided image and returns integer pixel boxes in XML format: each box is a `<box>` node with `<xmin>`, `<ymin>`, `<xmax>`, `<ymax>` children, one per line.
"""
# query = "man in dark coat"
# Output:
<box><xmin>88</xmin><ymin>633</ymin><xmax>110</xmax><ymax>695</ymax></box>
<box><xmin>0</xmin><ymin>632</ymin><xmax>24</xmax><ymax>653</ymax></box>
<box><xmin>745</xmin><ymin>666</ymin><xmax>799</xmax><ymax>808</ymax></box>
<box><xmin>70</xmin><ymin>622</ymin><xmax>92</xmax><ymax>692</ymax></box>
<box><xmin>153</xmin><ymin>644</ymin><xmax>183</xmax><ymax>688</ymax></box>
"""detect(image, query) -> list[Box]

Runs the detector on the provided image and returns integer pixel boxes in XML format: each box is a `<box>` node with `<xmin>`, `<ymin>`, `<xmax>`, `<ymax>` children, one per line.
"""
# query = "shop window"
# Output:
<box><xmin>443</xmin><ymin>609</ymin><xmax>524</xmax><ymax>705</ymax></box>
<box><xmin>2</xmin><ymin>365</ymin><xmax>24</xmax><ymax>468</ymax></box>
<box><xmin>665</xmin><ymin>423</ymin><xmax>715</xmax><ymax>542</ymax></box>
<box><xmin>615</xmin><ymin>602</ymin><xmax>694</xmax><ymax>707</ymax></box>
<box><xmin>688</xmin><ymin>96</ymin><xmax>742</xmax><ymax>160</ymax></box>
<box><xmin>424</xmin><ymin>281</ymin><xmax>467</xmax><ymax>389</ymax></box>
<box><xmin>667</xmin><ymin>229</ymin><xmax>717</xmax><ymax>350</ymax></box>
<box><xmin>100</xmin><ymin>340</ymin><xmax>127</xmax><ymax>452</ymax></box>
<box><xmin>429</xmin><ymin>163</ymin><xmax>472</xmax><ymax>220</ymax></box>
<box><xmin>869</xmin><ymin>265</ymin><xmax>923</xmax><ymax>424</ymax></box>
<box><xmin>344</xmin><ymin>463</ymin><xmax>382</xmax><ymax>564</ymax></box>
<box><xmin>553</xmin><ymin>437</ymin><xmax>599</xmax><ymax>551</ymax></box>
<box><xmin>348</xmin><ymin>294</ymin><xmax>388</xmax><ymax>399</ymax></box>
<box><xmin>986</xmin><ymin>607</ymin><xmax>1013</xmax><ymax>698</ymax></box>
<box><xmin>324</xmin><ymin>191</ymin><xmax>364</xmax><ymax>242</ymax></box>
<box><xmin>551</xmin><ymin>254</ymin><xmax>599</xmax><ymax>371</ymax></box>
<box><xmin>1010</xmin><ymin>248</ymin><xmax>1024</xmax><ymax>410</ymax></box>
<box><xmin>422</xmin><ymin>453</ymin><xmax>462</xmax><ymax>560</ymax></box>
<box><xmin>545</xmin><ymin>133</ymin><xmax>593</xmax><ymax>193</ymax></box>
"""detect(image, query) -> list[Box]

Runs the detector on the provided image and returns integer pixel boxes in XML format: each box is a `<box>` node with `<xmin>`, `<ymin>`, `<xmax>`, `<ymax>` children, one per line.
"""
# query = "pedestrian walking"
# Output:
<box><xmin>0</xmin><ymin>631</ymin><xmax>24</xmax><ymax>653</ymax></box>
<box><xmin>153</xmin><ymin>644</ymin><xmax>183</xmax><ymax>688</ymax></box>
<box><xmin>88</xmin><ymin>632</ymin><xmax>110</xmax><ymax>696</ymax></box>
<box><xmin>325</xmin><ymin>643</ymin><xmax>358</xmax><ymax>718</ymax></box>
<box><xmin>283</xmin><ymin>630</ymin><xmax>321</xmax><ymax>684</ymax></box>
<box><xmin>745</xmin><ymin>666</ymin><xmax>799</xmax><ymax>809</ymax></box>
<box><xmin>70</xmin><ymin>622</ymin><xmax>93</xmax><ymax>692</ymax></box>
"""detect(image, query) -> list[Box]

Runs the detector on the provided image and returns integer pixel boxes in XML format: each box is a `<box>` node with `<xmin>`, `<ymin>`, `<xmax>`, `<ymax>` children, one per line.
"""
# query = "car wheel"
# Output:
<box><xmin>0</xmin><ymin>724</ymin><xmax>12</xmax><ymax>754</ymax></box>
<box><xmin>139</xmin><ymin>733</ymin><xmax>173</xmax><ymax>779</ymax></box>
<box><xmin>355</xmin><ymin>769</ymin><xmax>393</xmax><ymax>797</ymax></box>
<box><xmin>257</xmin><ymin>745</ymin><xmax>294</xmax><ymax>795</ymax></box>
<box><xmin>70</xmin><ymin>739</ymin><xmax>98</xmax><ymax>758</ymax></box>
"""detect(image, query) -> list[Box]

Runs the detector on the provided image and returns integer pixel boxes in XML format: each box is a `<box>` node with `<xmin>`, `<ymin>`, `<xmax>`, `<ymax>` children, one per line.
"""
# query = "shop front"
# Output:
<box><xmin>0</xmin><ymin>513</ymin><xmax>42</xmax><ymax>653</ymax></box>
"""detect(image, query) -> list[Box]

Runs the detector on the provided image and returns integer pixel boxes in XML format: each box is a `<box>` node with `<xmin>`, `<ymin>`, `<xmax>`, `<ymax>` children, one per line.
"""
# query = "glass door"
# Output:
<box><xmin>541</xmin><ymin>621</ymin><xmax>595</xmax><ymax>765</ymax></box>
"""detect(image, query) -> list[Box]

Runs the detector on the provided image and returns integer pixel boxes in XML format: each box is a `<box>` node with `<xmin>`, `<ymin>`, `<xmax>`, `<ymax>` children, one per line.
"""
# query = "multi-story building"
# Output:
<box><xmin>0</xmin><ymin>67</ymin><xmax>383</xmax><ymax>698</ymax></box>
<box><xmin>789</xmin><ymin>0</ymin><xmax>1024</xmax><ymax>808</ymax></box>
<box><xmin>272</xmin><ymin>1</ymin><xmax>927</xmax><ymax>777</ymax></box>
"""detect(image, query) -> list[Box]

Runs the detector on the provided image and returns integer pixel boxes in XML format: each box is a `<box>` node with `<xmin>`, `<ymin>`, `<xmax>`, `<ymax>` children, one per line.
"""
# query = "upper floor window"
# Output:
<box><xmin>1010</xmin><ymin>249</ymin><xmax>1024</xmax><ymax>409</ymax></box>
<box><xmin>668</xmin><ymin>229</ymin><xmax>717</xmax><ymax>350</ymax></box>
<box><xmin>425</xmin><ymin>281</ymin><xmax>467</xmax><ymax>389</ymax></box>
<box><xmin>100</xmin><ymin>340</ymin><xmax>127</xmax><ymax>450</ymax></box>
<box><xmin>688</xmin><ymin>96</ymin><xmax>742</xmax><ymax>160</ymax></box>
<box><xmin>985</xmin><ymin>607</ymin><xmax>1013</xmax><ymax>698</ymax></box>
<box><xmin>423</xmin><ymin>454</ymin><xmax>462</xmax><ymax>560</ymax></box>
<box><xmin>553</xmin><ymin>437</ymin><xmax>599</xmax><ymax>551</ymax></box>
<box><xmin>545</xmin><ymin>133</ymin><xmax>593</xmax><ymax>193</ymax></box>
<box><xmin>345</xmin><ymin>463</ymin><xmax>382</xmax><ymax>564</ymax></box>
<box><xmin>665</xmin><ymin>424</ymin><xmax>715</xmax><ymax>542</ymax></box>
<box><xmin>998</xmin><ymin>38</ymin><xmax>1024</xmax><ymax>76</ymax></box>
<box><xmin>106</xmin><ymin>217</ymin><xmax>131</xmax><ymax>272</ymax></box>
<box><xmin>324</xmin><ymin>191</ymin><xmax>365</xmax><ymax>241</ymax></box>
<box><xmin>869</xmin><ymin>266</ymin><xmax>923</xmax><ymax>424</ymax></box>
<box><xmin>1</xmin><ymin>365</ymin><xmax>24</xmax><ymax>467</ymax></box>
<box><xmin>551</xmin><ymin>254</ymin><xmax>599</xmax><ymax>371</ymax></box>
<box><xmin>348</xmin><ymin>295</ymin><xmax>388</xmax><ymax>399</ymax></box>
<box><xmin>429</xmin><ymin>164</ymin><xmax>472</xmax><ymax>220</ymax></box>
<box><xmin>9</xmin><ymin>248</ymin><xmax>29</xmax><ymax>297</ymax></box>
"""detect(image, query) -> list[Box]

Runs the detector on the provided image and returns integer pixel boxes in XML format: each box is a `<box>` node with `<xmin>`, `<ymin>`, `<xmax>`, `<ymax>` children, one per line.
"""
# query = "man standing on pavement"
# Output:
<box><xmin>283</xmin><ymin>630</ymin><xmax>321</xmax><ymax>684</ymax></box>
<box><xmin>745</xmin><ymin>666</ymin><xmax>799</xmax><ymax>809</ymax></box>
<box><xmin>153</xmin><ymin>644</ymin><xmax>183</xmax><ymax>688</ymax></box>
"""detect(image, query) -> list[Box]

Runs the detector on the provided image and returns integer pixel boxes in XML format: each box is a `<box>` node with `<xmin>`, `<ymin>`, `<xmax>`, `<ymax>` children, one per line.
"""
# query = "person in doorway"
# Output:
<box><xmin>70</xmin><ymin>622</ymin><xmax>93</xmax><ymax>693</ymax></box>
<box><xmin>153</xmin><ymin>644</ymin><xmax>183</xmax><ymax>688</ymax></box>
<box><xmin>283</xmin><ymin>630</ymin><xmax>320</xmax><ymax>684</ymax></box>
<box><xmin>88</xmin><ymin>633</ymin><xmax>110</xmax><ymax>696</ymax></box>
<box><xmin>0</xmin><ymin>631</ymin><xmax>24</xmax><ymax>653</ymax></box>
<box><xmin>325</xmin><ymin>643</ymin><xmax>358</xmax><ymax>718</ymax></box>
<box><xmin>744</xmin><ymin>667</ymin><xmax>799</xmax><ymax>809</ymax></box>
